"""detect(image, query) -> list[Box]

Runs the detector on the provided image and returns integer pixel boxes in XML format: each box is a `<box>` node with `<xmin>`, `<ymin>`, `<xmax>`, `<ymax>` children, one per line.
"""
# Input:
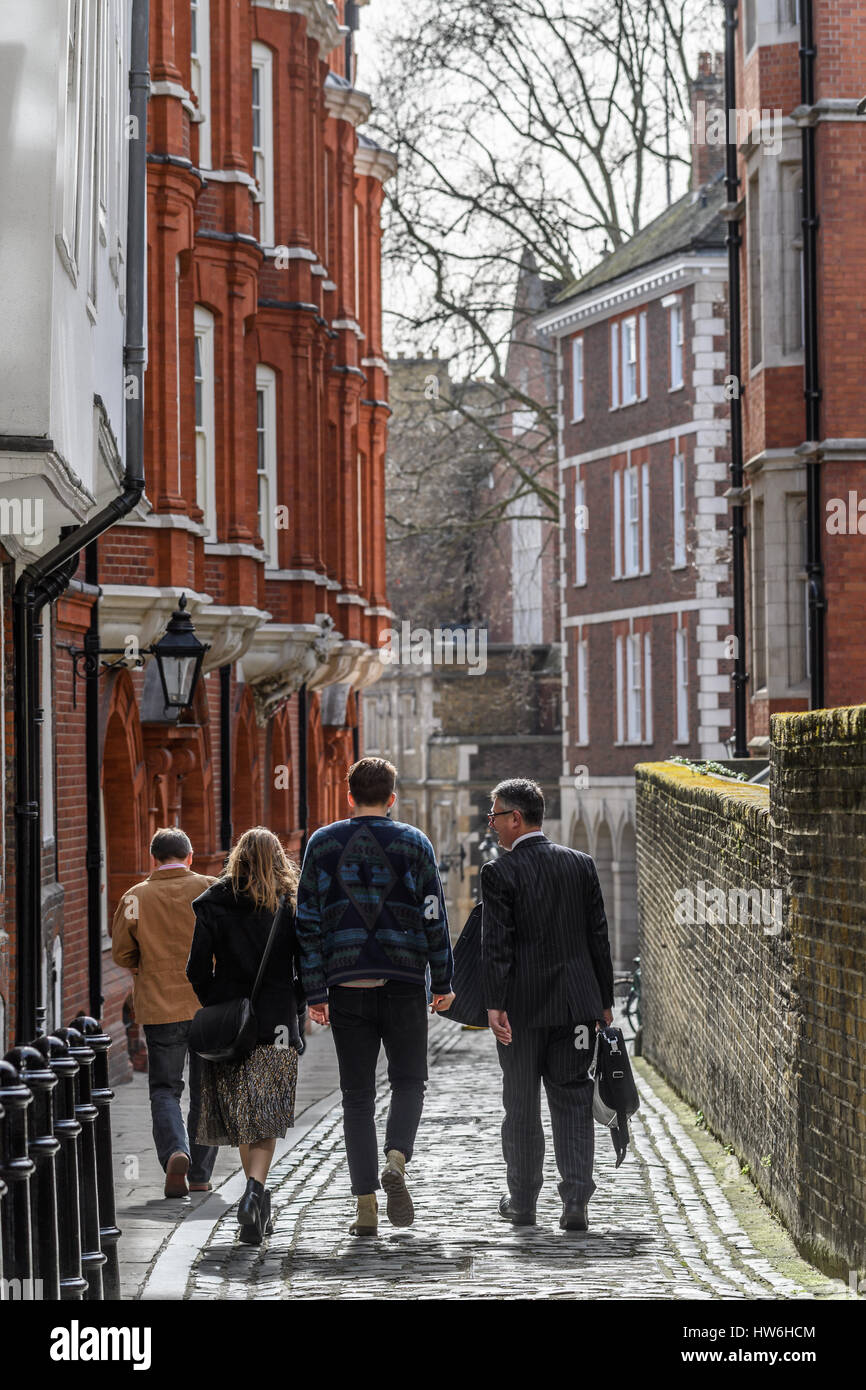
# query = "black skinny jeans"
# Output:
<box><xmin>328</xmin><ymin>980</ymin><xmax>428</xmax><ymax>1196</ymax></box>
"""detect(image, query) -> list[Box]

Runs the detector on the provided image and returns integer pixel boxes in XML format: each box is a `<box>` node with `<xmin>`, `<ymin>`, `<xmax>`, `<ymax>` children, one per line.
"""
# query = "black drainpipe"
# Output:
<box><xmin>298</xmin><ymin>683</ymin><xmax>308</xmax><ymax>855</ymax></box>
<box><xmin>219</xmin><ymin>663</ymin><xmax>233</xmax><ymax>852</ymax></box>
<box><xmin>722</xmin><ymin>0</ymin><xmax>749</xmax><ymax>757</ymax></box>
<box><xmin>799</xmin><ymin>0</ymin><xmax>825</xmax><ymax>707</ymax></box>
<box><xmin>13</xmin><ymin>0</ymin><xmax>150</xmax><ymax>1044</ymax></box>
<box><xmin>85</xmin><ymin>540</ymin><xmax>103</xmax><ymax>1021</ymax></box>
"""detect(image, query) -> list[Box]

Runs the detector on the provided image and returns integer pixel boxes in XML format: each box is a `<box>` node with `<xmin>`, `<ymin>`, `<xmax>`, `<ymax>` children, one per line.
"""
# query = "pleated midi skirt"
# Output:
<box><xmin>197</xmin><ymin>1042</ymin><xmax>298</xmax><ymax>1147</ymax></box>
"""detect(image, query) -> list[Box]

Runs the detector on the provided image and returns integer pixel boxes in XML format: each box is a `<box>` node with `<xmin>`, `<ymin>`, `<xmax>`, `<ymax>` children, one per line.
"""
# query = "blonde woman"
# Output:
<box><xmin>187</xmin><ymin>827</ymin><xmax>305</xmax><ymax>1244</ymax></box>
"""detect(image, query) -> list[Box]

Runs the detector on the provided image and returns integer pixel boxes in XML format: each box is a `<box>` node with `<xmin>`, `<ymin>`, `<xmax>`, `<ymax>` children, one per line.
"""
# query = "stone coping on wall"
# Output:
<box><xmin>771</xmin><ymin>702</ymin><xmax>866</xmax><ymax>748</ymax></box>
<box><xmin>634</xmin><ymin>760</ymin><xmax>770</xmax><ymax>832</ymax></box>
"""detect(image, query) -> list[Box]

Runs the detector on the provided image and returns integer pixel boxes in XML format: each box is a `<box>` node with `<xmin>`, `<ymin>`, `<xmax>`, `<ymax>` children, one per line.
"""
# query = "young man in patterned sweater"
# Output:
<box><xmin>297</xmin><ymin>756</ymin><xmax>454</xmax><ymax>1236</ymax></box>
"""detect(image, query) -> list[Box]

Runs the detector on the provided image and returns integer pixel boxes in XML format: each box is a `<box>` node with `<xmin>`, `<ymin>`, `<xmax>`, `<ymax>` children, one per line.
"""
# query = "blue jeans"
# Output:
<box><xmin>143</xmin><ymin>1021</ymin><xmax>217</xmax><ymax>1183</ymax></box>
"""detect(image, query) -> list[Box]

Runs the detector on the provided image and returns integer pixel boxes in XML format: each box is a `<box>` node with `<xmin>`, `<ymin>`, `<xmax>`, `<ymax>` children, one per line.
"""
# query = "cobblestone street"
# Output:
<box><xmin>134</xmin><ymin>1021</ymin><xmax>850</xmax><ymax>1302</ymax></box>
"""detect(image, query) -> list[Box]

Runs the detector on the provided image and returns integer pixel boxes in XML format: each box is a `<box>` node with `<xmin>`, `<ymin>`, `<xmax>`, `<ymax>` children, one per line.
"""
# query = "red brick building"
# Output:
<box><xmin>731</xmin><ymin>0</ymin><xmax>866</xmax><ymax>746</ymax></box>
<box><xmin>1</xmin><ymin>0</ymin><xmax>391</xmax><ymax>1072</ymax></box>
<box><xmin>537</xmin><ymin>62</ymin><xmax>732</xmax><ymax>969</ymax></box>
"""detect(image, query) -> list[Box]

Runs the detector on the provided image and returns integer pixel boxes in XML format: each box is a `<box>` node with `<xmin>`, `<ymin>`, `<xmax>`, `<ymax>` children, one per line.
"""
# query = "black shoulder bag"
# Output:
<box><xmin>438</xmin><ymin>903</ymin><xmax>489</xmax><ymax>1029</ymax></box>
<box><xmin>189</xmin><ymin>898</ymin><xmax>285</xmax><ymax>1063</ymax></box>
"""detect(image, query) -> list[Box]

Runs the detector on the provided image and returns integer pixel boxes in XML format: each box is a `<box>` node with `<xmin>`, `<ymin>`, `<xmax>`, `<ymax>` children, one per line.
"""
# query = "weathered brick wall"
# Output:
<box><xmin>772</xmin><ymin>705</ymin><xmax>866</xmax><ymax>1274</ymax></box>
<box><xmin>636</xmin><ymin>704</ymin><xmax>866</xmax><ymax>1276</ymax></box>
<box><xmin>635</xmin><ymin>762</ymin><xmax>800</xmax><ymax>1237</ymax></box>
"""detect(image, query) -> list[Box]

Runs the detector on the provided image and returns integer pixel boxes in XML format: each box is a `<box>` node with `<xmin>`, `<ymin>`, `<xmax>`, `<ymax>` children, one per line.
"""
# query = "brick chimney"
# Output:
<box><xmin>689</xmin><ymin>51</ymin><xmax>726</xmax><ymax>191</ymax></box>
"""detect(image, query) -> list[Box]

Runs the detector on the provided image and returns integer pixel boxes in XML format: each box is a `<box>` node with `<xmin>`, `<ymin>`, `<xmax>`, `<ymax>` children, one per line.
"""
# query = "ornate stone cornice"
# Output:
<box><xmin>252</xmin><ymin>0</ymin><xmax>343</xmax><ymax>56</ymax></box>
<box><xmin>241</xmin><ymin>614</ymin><xmax>384</xmax><ymax>722</ymax></box>
<box><xmin>97</xmin><ymin>585</ymin><xmax>212</xmax><ymax>657</ymax></box>
<box><xmin>193</xmin><ymin>604</ymin><xmax>272</xmax><ymax>672</ymax></box>
<box><xmin>354</xmin><ymin>138</ymin><xmax>398</xmax><ymax>184</ymax></box>
<box><xmin>323</xmin><ymin>76</ymin><xmax>373</xmax><ymax>128</ymax></box>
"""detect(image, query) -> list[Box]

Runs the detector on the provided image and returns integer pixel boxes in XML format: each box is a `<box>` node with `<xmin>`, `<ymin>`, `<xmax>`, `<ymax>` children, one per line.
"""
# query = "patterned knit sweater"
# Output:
<box><xmin>296</xmin><ymin>816</ymin><xmax>454</xmax><ymax>1004</ymax></box>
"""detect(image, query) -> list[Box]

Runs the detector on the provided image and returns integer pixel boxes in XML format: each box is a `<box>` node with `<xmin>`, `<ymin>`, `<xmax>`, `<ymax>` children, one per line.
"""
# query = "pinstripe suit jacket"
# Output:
<box><xmin>480</xmin><ymin>834</ymin><xmax>614</xmax><ymax>1026</ymax></box>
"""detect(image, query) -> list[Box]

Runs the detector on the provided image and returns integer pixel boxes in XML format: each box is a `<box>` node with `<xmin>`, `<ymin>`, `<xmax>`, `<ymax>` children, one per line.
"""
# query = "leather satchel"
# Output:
<box><xmin>438</xmin><ymin>903</ymin><xmax>489</xmax><ymax>1029</ymax></box>
<box><xmin>189</xmin><ymin>898</ymin><xmax>285</xmax><ymax>1062</ymax></box>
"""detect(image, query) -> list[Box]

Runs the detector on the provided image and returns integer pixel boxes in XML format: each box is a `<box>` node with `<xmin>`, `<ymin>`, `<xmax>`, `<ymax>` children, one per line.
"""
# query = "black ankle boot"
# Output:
<box><xmin>238</xmin><ymin>1178</ymin><xmax>264</xmax><ymax>1245</ymax></box>
<box><xmin>261</xmin><ymin>1190</ymin><xmax>273</xmax><ymax>1237</ymax></box>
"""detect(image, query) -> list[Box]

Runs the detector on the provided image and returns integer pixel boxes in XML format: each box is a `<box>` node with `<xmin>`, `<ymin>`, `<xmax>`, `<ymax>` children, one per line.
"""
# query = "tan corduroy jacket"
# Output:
<box><xmin>111</xmin><ymin>866</ymin><xmax>217</xmax><ymax>1025</ymax></box>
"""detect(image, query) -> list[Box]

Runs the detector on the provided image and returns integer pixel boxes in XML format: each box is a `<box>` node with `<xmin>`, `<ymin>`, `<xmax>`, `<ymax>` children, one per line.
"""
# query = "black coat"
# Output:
<box><xmin>187</xmin><ymin>880</ymin><xmax>306</xmax><ymax>1049</ymax></box>
<box><xmin>480</xmin><ymin>835</ymin><xmax>614</xmax><ymax>1027</ymax></box>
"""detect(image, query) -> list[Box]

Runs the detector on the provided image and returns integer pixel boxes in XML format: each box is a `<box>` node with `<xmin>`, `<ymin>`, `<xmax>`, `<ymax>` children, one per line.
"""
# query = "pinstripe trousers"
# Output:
<box><xmin>496</xmin><ymin>1022</ymin><xmax>597</xmax><ymax>1209</ymax></box>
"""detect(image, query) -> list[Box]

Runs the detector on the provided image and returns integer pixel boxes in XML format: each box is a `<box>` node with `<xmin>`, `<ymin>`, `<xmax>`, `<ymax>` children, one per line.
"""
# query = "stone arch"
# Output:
<box><xmin>593</xmin><ymin>819</ymin><xmax>616</xmax><ymax>956</ymax></box>
<box><xmin>570</xmin><ymin>815</ymin><xmax>591</xmax><ymax>854</ymax></box>
<box><xmin>615</xmin><ymin>818</ymin><xmax>639</xmax><ymax>970</ymax></box>
<box><xmin>232</xmin><ymin>684</ymin><xmax>261</xmax><ymax>838</ymax></box>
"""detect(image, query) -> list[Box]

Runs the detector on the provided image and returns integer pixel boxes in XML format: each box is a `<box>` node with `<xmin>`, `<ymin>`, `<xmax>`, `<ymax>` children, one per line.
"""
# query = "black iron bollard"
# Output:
<box><xmin>34</xmin><ymin>1034</ymin><xmax>87</xmax><ymax>1300</ymax></box>
<box><xmin>71</xmin><ymin>1015</ymin><xmax>121</xmax><ymax>1301</ymax></box>
<box><xmin>53</xmin><ymin>1027</ymin><xmax>105</xmax><ymax>1300</ymax></box>
<box><xmin>6</xmin><ymin>1045</ymin><xmax>61</xmax><ymax>1301</ymax></box>
<box><xmin>0</xmin><ymin>1058</ymin><xmax>36</xmax><ymax>1299</ymax></box>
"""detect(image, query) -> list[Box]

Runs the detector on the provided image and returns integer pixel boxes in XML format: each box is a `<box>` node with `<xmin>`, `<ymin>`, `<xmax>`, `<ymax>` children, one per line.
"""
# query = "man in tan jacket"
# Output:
<box><xmin>112</xmin><ymin>827</ymin><xmax>217</xmax><ymax>1197</ymax></box>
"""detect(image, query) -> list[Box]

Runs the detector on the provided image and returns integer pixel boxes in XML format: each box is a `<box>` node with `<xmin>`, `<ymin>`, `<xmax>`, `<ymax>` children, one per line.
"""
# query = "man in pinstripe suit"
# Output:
<box><xmin>480</xmin><ymin>778</ymin><xmax>614</xmax><ymax>1231</ymax></box>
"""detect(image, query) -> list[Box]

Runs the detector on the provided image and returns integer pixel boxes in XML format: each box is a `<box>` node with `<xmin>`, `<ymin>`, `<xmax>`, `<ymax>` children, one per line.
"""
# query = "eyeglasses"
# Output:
<box><xmin>486</xmin><ymin>810</ymin><xmax>511</xmax><ymax>824</ymax></box>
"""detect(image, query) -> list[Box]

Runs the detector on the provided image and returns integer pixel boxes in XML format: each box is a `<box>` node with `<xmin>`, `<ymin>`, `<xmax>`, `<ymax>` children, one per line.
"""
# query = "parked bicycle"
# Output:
<box><xmin>613</xmin><ymin>955</ymin><xmax>642</xmax><ymax>1052</ymax></box>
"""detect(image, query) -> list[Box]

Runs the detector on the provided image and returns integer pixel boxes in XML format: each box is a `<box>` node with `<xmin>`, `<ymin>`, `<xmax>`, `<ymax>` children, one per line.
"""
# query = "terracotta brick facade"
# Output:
<box><xmin>736</xmin><ymin>1</ymin><xmax>866</xmax><ymax>739</ymax></box>
<box><xmin>1</xmin><ymin>1</ymin><xmax>389</xmax><ymax>1065</ymax></box>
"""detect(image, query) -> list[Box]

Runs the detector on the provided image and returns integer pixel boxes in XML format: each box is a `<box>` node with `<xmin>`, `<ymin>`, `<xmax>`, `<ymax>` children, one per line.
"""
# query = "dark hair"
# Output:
<box><xmin>491</xmin><ymin>778</ymin><xmax>545</xmax><ymax>827</ymax></box>
<box><xmin>348</xmin><ymin>756</ymin><xmax>397</xmax><ymax>807</ymax></box>
<box><xmin>150</xmin><ymin>827</ymin><xmax>193</xmax><ymax>863</ymax></box>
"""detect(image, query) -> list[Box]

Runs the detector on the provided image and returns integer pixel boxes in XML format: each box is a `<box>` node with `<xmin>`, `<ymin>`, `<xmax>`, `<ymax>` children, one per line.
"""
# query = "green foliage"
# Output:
<box><xmin>668</xmin><ymin>755</ymin><xmax>749</xmax><ymax>782</ymax></box>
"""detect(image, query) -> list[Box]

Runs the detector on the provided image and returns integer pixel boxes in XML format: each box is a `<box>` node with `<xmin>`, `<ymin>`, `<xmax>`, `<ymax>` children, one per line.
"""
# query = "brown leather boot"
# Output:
<box><xmin>381</xmin><ymin>1149</ymin><xmax>415</xmax><ymax>1227</ymax></box>
<box><xmin>349</xmin><ymin>1193</ymin><xmax>379</xmax><ymax>1236</ymax></box>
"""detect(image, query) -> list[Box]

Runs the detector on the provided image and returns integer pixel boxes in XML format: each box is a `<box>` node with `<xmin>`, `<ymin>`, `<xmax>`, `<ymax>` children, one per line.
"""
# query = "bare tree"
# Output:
<box><xmin>370</xmin><ymin>0</ymin><xmax>717</xmax><ymax>529</ymax></box>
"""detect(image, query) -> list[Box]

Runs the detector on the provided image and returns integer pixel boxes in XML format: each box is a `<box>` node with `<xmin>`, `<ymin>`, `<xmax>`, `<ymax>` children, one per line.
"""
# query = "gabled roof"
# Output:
<box><xmin>554</xmin><ymin>176</ymin><xmax>727</xmax><ymax>306</ymax></box>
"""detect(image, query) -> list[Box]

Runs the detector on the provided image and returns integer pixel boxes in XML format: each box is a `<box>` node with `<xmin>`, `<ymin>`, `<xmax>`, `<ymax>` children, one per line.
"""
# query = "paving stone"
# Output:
<box><xmin>173</xmin><ymin>1021</ymin><xmax>851</xmax><ymax>1302</ymax></box>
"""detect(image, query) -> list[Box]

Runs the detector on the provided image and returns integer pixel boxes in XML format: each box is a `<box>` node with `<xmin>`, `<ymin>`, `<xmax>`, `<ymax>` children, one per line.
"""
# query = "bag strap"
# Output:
<box><xmin>250</xmin><ymin>897</ymin><xmax>285</xmax><ymax>1007</ymax></box>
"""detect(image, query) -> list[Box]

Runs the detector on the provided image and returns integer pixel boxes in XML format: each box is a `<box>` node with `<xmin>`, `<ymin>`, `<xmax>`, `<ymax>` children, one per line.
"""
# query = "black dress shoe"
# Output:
<box><xmin>238</xmin><ymin>1178</ymin><xmax>265</xmax><ymax>1245</ymax></box>
<box><xmin>560</xmin><ymin>1202</ymin><xmax>589</xmax><ymax>1231</ymax></box>
<box><xmin>499</xmin><ymin>1194</ymin><xmax>536</xmax><ymax>1226</ymax></box>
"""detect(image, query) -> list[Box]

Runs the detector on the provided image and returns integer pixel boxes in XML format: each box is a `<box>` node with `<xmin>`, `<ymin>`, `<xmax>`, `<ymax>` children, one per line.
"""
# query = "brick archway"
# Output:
<box><xmin>306</xmin><ymin>695</ymin><xmax>325</xmax><ymax>832</ymax></box>
<box><xmin>178</xmin><ymin>677</ymin><xmax>217</xmax><ymax>868</ymax></box>
<box><xmin>232</xmin><ymin>683</ymin><xmax>261</xmax><ymax>838</ymax></box>
<box><xmin>101</xmin><ymin>669</ymin><xmax>148</xmax><ymax>917</ymax></box>
<box><xmin>100</xmin><ymin>669</ymin><xmax>148</xmax><ymax>1079</ymax></box>
<box><xmin>267</xmin><ymin>705</ymin><xmax>293</xmax><ymax>842</ymax></box>
<box><xmin>322</xmin><ymin>687</ymin><xmax>355</xmax><ymax>825</ymax></box>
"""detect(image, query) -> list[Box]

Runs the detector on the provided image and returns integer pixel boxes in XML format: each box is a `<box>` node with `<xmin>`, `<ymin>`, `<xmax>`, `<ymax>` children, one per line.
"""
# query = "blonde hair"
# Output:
<box><xmin>223</xmin><ymin>826</ymin><xmax>299</xmax><ymax>913</ymax></box>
